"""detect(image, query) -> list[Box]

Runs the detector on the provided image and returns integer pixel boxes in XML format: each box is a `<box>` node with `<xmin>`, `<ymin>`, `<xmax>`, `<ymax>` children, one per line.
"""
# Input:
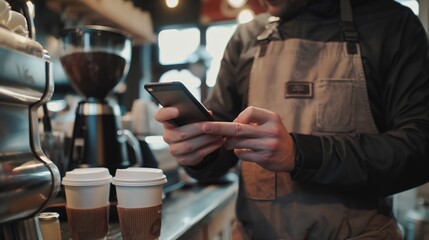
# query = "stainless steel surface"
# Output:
<box><xmin>0</xmin><ymin>43</ymin><xmax>61</xmax><ymax>229</ymax></box>
<box><xmin>1</xmin><ymin>217</ymin><xmax>43</xmax><ymax>240</ymax></box>
<box><xmin>160</xmin><ymin>173</ymin><xmax>238</xmax><ymax>240</ymax></box>
<box><xmin>405</xmin><ymin>198</ymin><xmax>429</xmax><ymax>240</ymax></box>
<box><xmin>63</xmin><ymin>25</ymin><xmax>132</xmax><ymax>40</ymax></box>
<box><xmin>78</xmin><ymin>102</ymin><xmax>115</xmax><ymax>115</ymax></box>
<box><xmin>118</xmin><ymin>129</ymin><xmax>143</xmax><ymax>166</ymax></box>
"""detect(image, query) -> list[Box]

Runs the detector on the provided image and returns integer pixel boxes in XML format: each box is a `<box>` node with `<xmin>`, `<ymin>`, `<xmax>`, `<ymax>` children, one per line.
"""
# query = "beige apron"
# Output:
<box><xmin>236</xmin><ymin>1</ymin><xmax>402</xmax><ymax>239</ymax></box>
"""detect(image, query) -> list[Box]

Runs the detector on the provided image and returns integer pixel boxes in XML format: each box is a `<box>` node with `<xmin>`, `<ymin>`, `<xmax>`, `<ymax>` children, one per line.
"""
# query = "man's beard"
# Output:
<box><xmin>259</xmin><ymin>0</ymin><xmax>310</xmax><ymax>20</ymax></box>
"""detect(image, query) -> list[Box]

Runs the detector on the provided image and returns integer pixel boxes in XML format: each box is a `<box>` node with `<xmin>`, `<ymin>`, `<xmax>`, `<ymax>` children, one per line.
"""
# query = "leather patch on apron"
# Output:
<box><xmin>241</xmin><ymin>161</ymin><xmax>276</xmax><ymax>200</ymax></box>
<box><xmin>285</xmin><ymin>82</ymin><xmax>313</xmax><ymax>98</ymax></box>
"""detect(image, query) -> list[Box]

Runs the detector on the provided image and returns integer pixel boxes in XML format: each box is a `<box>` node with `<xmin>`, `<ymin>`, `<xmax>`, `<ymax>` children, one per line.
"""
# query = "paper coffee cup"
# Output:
<box><xmin>113</xmin><ymin>168</ymin><xmax>167</xmax><ymax>240</ymax></box>
<box><xmin>62</xmin><ymin>168</ymin><xmax>112</xmax><ymax>240</ymax></box>
<box><xmin>62</xmin><ymin>167</ymin><xmax>112</xmax><ymax>209</ymax></box>
<box><xmin>113</xmin><ymin>167</ymin><xmax>167</xmax><ymax>208</ymax></box>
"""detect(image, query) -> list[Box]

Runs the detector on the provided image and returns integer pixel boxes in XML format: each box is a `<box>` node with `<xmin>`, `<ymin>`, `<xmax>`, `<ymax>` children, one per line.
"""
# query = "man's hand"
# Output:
<box><xmin>154</xmin><ymin>107</ymin><xmax>224</xmax><ymax>166</ymax></box>
<box><xmin>202</xmin><ymin>106</ymin><xmax>296</xmax><ymax>172</ymax></box>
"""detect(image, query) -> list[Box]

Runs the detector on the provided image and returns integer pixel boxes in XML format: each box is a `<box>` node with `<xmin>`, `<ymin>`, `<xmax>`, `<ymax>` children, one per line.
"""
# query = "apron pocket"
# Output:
<box><xmin>316</xmin><ymin>79</ymin><xmax>356</xmax><ymax>132</ymax></box>
<box><xmin>241</xmin><ymin>161</ymin><xmax>276</xmax><ymax>200</ymax></box>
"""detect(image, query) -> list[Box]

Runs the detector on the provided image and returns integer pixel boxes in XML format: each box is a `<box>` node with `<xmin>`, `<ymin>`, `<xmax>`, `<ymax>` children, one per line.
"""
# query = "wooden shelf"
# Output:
<box><xmin>45</xmin><ymin>0</ymin><xmax>156</xmax><ymax>45</ymax></box>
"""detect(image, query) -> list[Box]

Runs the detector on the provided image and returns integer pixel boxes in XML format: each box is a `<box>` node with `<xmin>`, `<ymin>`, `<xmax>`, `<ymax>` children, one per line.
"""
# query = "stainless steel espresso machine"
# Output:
<box><xmin>0</xmin><ymin>14</ymin><xmax>61</xmax><ymax>240</ymax></box>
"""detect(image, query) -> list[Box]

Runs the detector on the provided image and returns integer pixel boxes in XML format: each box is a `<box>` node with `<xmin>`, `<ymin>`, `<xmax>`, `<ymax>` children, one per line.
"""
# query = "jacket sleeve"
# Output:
<box><xmin>181</xmin><ymin>15</ymin><xmax>269</xmax><ymax>181</ymax></box>
<box><xmin>292</xmin><ymin>14</ymin><xmax>429</xmax><ymax>197</ymax></box>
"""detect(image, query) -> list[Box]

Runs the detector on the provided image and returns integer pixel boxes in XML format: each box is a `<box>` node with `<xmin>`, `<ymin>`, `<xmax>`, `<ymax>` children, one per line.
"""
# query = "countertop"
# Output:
<box><xmin>59</xmin><ymin>172</ymin><xmax>238</xmax><ymax>239</ymax></box>
<box><xmin>160</xmin><ymin>173</ymin><xmax>238</xmax><ymax>239</ymax></box>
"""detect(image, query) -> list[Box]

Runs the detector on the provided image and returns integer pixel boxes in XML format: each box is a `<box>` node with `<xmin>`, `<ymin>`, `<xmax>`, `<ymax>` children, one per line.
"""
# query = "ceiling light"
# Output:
<box><xmin>227</xmin><ymin>0</ymin><xmax>247</xmax><ymax>8</ymax></box>
<box><xmin>237</xmin><ymin>8</ymin><xmax>255</xmax><ymax>24</ymax></box>
<box><xmin>166</xmin><ymin>0</ymin><xmax>179</xmax><ymax>8</ymax></box>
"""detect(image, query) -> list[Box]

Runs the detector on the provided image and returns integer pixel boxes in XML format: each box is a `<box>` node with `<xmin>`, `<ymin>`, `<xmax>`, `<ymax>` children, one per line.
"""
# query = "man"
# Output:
<box><xmin>154</xmin><ymin>0</ymin><xmax>429</xmax><ymax>238</ymax></box>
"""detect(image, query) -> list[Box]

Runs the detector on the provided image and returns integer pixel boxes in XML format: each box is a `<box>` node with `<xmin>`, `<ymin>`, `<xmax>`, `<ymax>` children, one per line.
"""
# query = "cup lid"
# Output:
<box><xmin>62</xmin><ymin>167</ymin><xmax>112</xmax><ymax>186</ymax></box>
<box><xmin>112</xmin><ymin>167</ymin><xmax>167</xmax><ymax>186</ymax></box>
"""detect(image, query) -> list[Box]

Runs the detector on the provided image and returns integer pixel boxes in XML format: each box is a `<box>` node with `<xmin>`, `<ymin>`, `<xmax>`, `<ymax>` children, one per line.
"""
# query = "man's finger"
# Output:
<box><xmin>154</xmin><ymin>107</ymin><xmax>179</xmax><ymax>122</ymax></box>
<box><xmin>202</xmin><ymin>121</ymin><xmax>260</xmax><ymax>137</ymax></box>
<box><xmin>234</xmin><ymin>106</ymin><xmax>275</xmax><ymax>124</ymax></box>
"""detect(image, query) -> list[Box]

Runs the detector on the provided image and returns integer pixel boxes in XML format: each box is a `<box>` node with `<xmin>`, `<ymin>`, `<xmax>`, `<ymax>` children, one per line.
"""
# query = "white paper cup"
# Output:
<box><xmin>113</xmin><ymin>167</ymin><xmax>167</xmax><ymax>208</ymax></box>
<box><xmin>113</xmin><ymin>168</ymin><xmax>167</xmax><ymax>240</ymax></box>
<box><xmin>62</xmin><ymin>167</ymin><xmax>112</xmax><ymax>240</ymax></box>
<box><xmin>62</xmin><ymin>167</ymin><xmax>112</xmax><ymax>209</ymax></box>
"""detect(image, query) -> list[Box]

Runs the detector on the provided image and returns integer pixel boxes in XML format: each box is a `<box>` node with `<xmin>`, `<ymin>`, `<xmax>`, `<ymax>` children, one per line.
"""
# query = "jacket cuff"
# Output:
<box><xmin>290</xmin><ymin>133</ymin><xmax>322</xmax><ymax>181</ymax></box>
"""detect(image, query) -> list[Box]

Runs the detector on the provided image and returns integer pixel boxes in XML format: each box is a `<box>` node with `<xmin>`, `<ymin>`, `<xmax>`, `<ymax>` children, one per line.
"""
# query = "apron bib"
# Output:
<box><xmin>237</xmin><ymin>0</ymin><xmax>402</xmax><ymax>239</ymax></box>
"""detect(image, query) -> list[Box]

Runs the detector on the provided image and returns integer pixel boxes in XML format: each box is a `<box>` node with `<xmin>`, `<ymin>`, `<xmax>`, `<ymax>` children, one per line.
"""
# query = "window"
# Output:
<box><xmin>159</xmin><ymin>69</ymin><xmax>202</xmax><ymax>100</ymax></box>
<box><xmin>158</xmin><ymin>27</ymin><xmax>201</xmax><ymax>65</ymax></box>
<box><xmin>396</xmin><ymin>0</ymin><xmax>419</xmax><ymax>15</ymax></box>
<box><xmin>156</xmin><ymin>23</ymin><xmax>236</xmax><ymax>100</ymax></box>
<box><xmin>205</xmin><ymin>23</ymin><xmax>237</xmax><ymax>87</ymax></box>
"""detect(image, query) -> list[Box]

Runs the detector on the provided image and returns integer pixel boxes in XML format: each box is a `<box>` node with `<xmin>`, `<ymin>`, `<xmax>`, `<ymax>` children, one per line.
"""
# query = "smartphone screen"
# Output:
<box><xmin>144</xmin><ymin>82</ymin><xmax>214</xmax><ymax>126</ymax></box>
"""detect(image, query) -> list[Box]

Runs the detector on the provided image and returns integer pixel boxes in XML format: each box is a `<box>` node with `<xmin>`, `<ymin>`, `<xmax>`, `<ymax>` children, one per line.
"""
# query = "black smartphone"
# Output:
<box><xmin>144</xmin><ymin>81</ymin><xmax>214</xmax><ymax>126</ymax></box>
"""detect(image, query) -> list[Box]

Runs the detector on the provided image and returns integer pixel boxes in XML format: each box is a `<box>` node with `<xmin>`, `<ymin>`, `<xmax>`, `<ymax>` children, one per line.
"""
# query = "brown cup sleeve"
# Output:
<box><xmin>117</xmin><ymin>204</ymin><xmax>163</xmax><ymax>240</ymax></box>
<box><xmin>66</xmin><ymin>205</ymin><xmax>109</xmax><ymax>240</ymax></box>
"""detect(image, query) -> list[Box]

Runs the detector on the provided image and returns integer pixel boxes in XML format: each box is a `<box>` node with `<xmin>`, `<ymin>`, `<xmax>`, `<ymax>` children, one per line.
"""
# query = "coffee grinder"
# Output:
<box><xmin>59</xmin><ymin>25</ymin><xmax>142</xmax><ymax>178</ymax></box>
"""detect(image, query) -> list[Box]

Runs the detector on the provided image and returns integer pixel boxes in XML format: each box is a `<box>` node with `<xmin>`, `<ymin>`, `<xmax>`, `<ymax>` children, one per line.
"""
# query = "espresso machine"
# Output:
<box><xmin>59</xmin><ymin>25</ymin><xmax>142</xmax><ymax>179</ymax></box>
<box><xmin>0</xmin><ymin>8</ymin><xmax>60</xmax><ymax>240</ymax></box>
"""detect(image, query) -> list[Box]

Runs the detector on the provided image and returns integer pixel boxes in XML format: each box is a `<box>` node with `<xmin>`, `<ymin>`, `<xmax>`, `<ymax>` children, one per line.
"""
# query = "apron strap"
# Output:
<box><xmin>340</xmin><ymin>0</ymin><xmax>359</xmax><ymax>55</ymax></box>
<box><xmin>256</xmin><ymin>16</ymin><xmax>280</xmax><ymax>57</ymax></box>
<box><xmin>256</xmin><ymin>16</ymin><xmax>280</xmax><ymax>44</ymax></box>
<box><xmin>256</xmin><ymin>0</ymin><xmax>359</xmax><ymax>55</ymax></box>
